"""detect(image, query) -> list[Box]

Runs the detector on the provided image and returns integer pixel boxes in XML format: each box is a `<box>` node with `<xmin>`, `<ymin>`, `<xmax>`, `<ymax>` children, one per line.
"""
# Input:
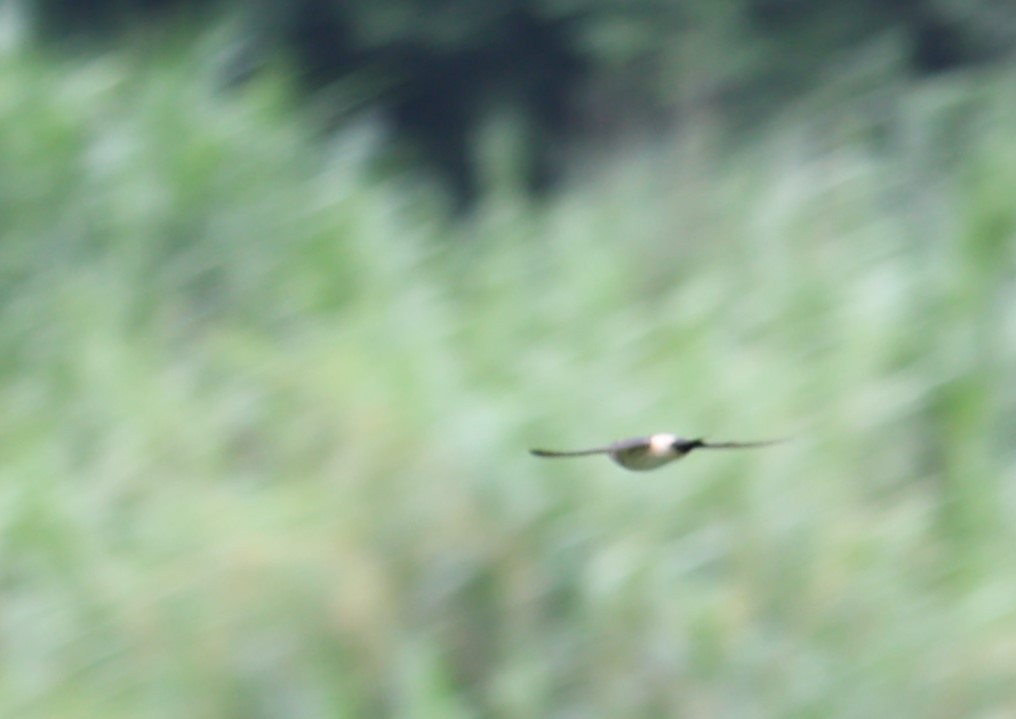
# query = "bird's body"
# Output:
<box><xmin>530</xmin><ymin>433</ymin><xmax>783</xmax><ymax>471</ymax></box>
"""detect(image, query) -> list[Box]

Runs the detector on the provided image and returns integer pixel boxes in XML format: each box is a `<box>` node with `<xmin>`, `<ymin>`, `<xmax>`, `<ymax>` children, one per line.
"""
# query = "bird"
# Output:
<box><xmin>530</xmin><ymin>433</ymin><xmax>784</xmax><ymax>471</ymax></box>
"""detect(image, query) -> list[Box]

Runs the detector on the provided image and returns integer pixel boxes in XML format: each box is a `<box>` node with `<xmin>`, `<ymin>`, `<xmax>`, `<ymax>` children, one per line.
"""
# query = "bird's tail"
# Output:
<box><xmin>530</xmin><ymin>448</ymin><xmax>610</xmax><ymax>458</ymax></box>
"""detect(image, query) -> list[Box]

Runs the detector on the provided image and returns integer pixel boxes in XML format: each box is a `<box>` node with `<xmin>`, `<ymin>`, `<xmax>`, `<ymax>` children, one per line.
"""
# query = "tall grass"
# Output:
<box><xmin>1</xmin><ymin>39</ymin><xmax>1015</xmax><ymax>718</ymax></box>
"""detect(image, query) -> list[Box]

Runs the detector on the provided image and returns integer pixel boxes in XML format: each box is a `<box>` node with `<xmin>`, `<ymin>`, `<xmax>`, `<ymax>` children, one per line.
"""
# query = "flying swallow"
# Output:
<box><xmin>530</xmin><ymin>433</ymin><xmax>784</xmax><ymax>471</ymax></box>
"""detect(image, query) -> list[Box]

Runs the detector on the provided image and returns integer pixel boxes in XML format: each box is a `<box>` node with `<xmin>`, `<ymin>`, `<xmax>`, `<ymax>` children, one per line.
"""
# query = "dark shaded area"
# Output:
<box><xmin>882</xmin><ymin>0</ymin><xmax>973</xmax><ymax>73</ymax></box>
<box><xmin>750</xmin><ymin>0</ymin><xmax>988</xmax><ymax>74</ymax></box>
<box><xmin>373</xmin><ymin>8</ymin><xmax>590</xmax><ymax>211</ymax></box>
<box><xmin>27</xmin><ymin>0</ymin><xmax>1013</xmax><ymax>211</ymax></box>
<box><xmin>31</xmin><ymin>0</ymin><xmax>202</xmax><ymax>40</ymax></box>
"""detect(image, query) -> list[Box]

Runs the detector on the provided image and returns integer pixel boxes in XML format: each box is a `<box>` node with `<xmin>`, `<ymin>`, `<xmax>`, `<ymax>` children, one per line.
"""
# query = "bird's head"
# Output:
<box><xmin>672</xmin><ymin>437</ymin><xmax>705</xmax><ymax>453</ymax></box>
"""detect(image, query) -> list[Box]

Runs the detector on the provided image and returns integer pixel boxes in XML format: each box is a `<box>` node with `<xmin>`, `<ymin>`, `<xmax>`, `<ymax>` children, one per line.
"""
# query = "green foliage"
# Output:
<box><xmin>23</xmin><ymin>0</ymin><xmax>1016</xmax><ymax>209</ymax></box>
<box><xmin>2</xmin><ymin>40</ymin><xmax>1016</xmax><ymax>717</ymax></box>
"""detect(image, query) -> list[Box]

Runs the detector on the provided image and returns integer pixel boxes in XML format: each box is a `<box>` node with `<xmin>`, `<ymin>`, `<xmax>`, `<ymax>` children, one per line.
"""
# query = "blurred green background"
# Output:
<box><xmin>2</xmin><ymin>0</ymin><xmax>1016</xmax><ymax>716</ymax></box>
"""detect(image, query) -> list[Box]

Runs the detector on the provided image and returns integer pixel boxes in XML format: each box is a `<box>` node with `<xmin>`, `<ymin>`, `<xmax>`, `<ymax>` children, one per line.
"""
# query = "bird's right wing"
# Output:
<box><xmin>530</xmin><ymin>447</ymin><xmax>612</xmax><ymax>458</ymax></box>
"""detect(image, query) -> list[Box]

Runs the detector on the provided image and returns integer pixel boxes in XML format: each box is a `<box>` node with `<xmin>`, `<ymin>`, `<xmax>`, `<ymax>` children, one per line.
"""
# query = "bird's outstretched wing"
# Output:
<box><xmin>699</xmin><ymin>438</ymin><xmax>787</xmax><ymax>450</ymax></box>
<box><xmin>530</xmin><ymin>447</ymin><xmax>613</xmax><ymax>458</ymax></box>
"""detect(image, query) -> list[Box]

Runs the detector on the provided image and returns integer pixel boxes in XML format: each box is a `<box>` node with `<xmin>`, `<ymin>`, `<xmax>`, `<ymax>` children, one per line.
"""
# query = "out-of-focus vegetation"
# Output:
<box><xmin>2</xmin><ymin>6</ymin><xmax>1016</xmax><ymax>719</ymax></box>
<box><xmin>21</xmin><ymin>0</ymin><xmax>1016</xmax><ymax>208</ymax></box>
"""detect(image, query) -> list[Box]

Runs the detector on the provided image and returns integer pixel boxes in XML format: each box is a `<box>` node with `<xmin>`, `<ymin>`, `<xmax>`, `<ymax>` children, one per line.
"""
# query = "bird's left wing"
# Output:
<box><xmin>700</xmin><ymin>438</ymin><xmax>787</xmax><ymax>450</ymax></box>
